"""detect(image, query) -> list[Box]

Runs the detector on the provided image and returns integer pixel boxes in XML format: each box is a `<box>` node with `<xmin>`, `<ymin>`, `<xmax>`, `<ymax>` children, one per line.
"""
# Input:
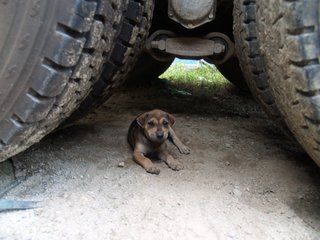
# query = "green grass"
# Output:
<box><xmin>160</xmin><ymin>62</ymin><xmax>230</xmax><ymax>94</ymax></box>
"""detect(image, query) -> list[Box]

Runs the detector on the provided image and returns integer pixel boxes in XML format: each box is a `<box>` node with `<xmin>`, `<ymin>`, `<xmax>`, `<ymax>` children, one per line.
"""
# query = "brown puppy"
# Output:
<box><xmin>128</xmin><ymin>109</ymin><xmax>190</xmax><ymax>174</ymax></box>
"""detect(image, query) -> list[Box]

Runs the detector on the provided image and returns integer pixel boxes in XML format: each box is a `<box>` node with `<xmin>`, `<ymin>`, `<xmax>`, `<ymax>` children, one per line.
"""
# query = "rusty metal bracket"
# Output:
<box><xmin>151</xmin><ymin>37</ymin><xmax>220</xmax><ymax>57</ymax></box>
<box><xmin>204</xmin><ymin>32</ymin><xmax>235</xmax><ymax>65</ymax></box>
<box><xmin>146</xmin><ymin>30</ymin><xmax>234</xmax><ymax>64</ymax></box>
<box><xmin>146</xmin><ymin>30</ymin><xmax>177</xmax><ymax>62</ymax></box>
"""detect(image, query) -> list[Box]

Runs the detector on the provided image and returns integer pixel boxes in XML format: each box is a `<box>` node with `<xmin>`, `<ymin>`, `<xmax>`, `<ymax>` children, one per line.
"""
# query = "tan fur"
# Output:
<box><xmin>127</xmin><ymin>109</ymin><xmax>190</xmax><ymax>174</ymax></box>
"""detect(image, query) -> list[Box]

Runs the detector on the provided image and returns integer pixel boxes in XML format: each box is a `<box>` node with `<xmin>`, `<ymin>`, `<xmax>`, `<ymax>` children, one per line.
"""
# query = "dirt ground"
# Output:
<box><xmin>0</xmin><ymin>85</ymin><xmax>320</xmax><ymax>240</ymax></box>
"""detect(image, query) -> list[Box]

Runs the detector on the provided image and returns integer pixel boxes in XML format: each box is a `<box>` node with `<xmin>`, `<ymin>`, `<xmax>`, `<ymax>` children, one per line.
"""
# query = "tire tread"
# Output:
<box><xmin>0</xmin><ymin>0</ymin><xmax>150</xmax><ymax>161</ymax></box>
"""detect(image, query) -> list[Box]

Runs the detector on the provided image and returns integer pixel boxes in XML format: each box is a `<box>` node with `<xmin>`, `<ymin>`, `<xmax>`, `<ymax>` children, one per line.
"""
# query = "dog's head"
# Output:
<box><xmin>136</xmin><ymin>109</ymin><xmax>175</xmax><ymax>143</ymax></box>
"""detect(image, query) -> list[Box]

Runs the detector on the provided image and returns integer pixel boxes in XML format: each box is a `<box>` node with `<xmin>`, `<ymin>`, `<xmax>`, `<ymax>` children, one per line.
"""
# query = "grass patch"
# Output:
<box><xmin>160</xmin><ymin>61</ymin><xmax>230</xmax><ymax>95</ymax></box>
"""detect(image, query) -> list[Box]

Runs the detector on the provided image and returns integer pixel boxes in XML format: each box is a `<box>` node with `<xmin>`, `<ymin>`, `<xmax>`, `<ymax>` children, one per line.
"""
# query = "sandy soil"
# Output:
<box><xmin>0</xmin><ymin>85</ymin><xmax>320</xmax><ymax>240</ymax></box>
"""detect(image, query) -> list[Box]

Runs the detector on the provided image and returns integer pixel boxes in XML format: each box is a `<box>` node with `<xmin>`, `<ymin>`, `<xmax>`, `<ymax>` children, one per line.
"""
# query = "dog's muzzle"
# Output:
<box><xmin>156</xmin><ymin>132</ymin><xmax>164</xmax><ymax>140</ymax></box>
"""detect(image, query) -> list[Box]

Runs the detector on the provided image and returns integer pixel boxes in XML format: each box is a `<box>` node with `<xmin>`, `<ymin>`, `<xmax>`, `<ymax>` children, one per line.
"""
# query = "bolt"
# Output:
<box><xmin>208</xmin><ymin>13</ymin><xmax>214</xmax><ymax>19</ymax></box>
<box><xmin>151</xmin><ymin>41</ymin><xmax>158</xmax><ymax>49</ymax></box>
<box><xmin>151</xmin><ymin>40</ymin><xmax>166</xmax><ymax>51</ymax></box>
<box><xmin>213</xmin><ymin>42</ymin><xmax>226</xmax><ymax>54</ymax></box>
<box><xmin>158</xmin><ymin>40</ymin><xmax>166</xmax><ymax>51</ymax></box>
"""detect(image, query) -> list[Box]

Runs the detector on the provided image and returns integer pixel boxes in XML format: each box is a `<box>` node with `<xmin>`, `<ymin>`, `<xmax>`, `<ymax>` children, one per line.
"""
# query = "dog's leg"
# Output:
<box><xmin>133</xmin><ymin>150</ymin><xmax>160</xmax><ymax>174</ymax></box>
<box><xmin>169</xmin><ymin>127</ymin><xmax>190</xmax><ymax>154</ymax></box>
<box><xmin>159</xmin><ymin>151</ymin><xmax>184</xmax><ymax>171</ymax></box>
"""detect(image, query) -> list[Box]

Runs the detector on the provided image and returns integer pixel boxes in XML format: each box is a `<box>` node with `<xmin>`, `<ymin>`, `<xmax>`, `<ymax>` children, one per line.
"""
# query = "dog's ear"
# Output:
<box><xmin>136</xmin><ymin>113</ymin><xmax>148</xmax><ymax>127</ymax></box>
<box><xmin>167</xmin><ymin>113</ymin><xmax>175</xmax><ymax>126</ymax></box>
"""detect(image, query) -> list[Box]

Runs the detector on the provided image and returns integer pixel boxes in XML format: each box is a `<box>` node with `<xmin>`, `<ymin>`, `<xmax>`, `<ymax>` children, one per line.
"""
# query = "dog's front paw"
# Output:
<box><xmin>168</xmin><ymin>161</ymin><xmax>184</xmax><ymax>171</ymax></box>
<box><xmin>145</xmin><ymin>166</ymin><xmax>160</xmax><ymax>175</ymax></box>
<box><xmin>179</xmin><ymin>145</ymin><xmax>191</xmax><ymax>155</ymax></box>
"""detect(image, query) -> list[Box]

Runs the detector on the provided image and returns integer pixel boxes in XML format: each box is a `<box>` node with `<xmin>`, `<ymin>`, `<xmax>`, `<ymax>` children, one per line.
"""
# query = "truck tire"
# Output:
<box><xmin>254</xmin><ymin>0</ymin><xmax>320</xmax><ymax>166</ymax></box>
<box><xmin>233</xmin><ymin>0</ymin><xmax>288</xmax><ymax>130</ymax></box>
<box><xmin>0</xmin><ymin>0</ymin><xmax>153</xmax><ymax>162</ymax></box>
<box><xmin>66</xmin><ymin>0</ymin><xmax>154</xmax><ymax>123</ymax></box>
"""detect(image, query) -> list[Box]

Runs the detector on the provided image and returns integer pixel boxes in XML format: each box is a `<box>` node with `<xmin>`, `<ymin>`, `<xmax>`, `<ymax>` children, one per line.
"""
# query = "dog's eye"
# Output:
<box><xmin>163</xmin><ymin>121</ymin><xmax>168</xmax><ymax>126</ymax></box>
<box><xmin>148</xmin><ymin>121</ymin><xmax>155</xmax><ymax>127</ymax></box>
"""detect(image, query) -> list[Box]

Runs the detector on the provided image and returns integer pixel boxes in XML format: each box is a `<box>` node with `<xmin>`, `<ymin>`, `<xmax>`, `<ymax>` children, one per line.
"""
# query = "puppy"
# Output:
<box><xmin>127</xmin><ymin>109</ymin><xmax>190</xmax><ymax>174</ymax></box>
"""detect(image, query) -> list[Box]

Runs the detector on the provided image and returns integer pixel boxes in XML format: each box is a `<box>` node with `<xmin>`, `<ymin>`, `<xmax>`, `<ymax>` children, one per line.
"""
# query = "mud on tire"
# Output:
<box><xmin>254</xmin><ymin>0</ymin><xmax>320</xmax><ymax>166</ymax></box>
<box><xmin>66</xmin><ymin>0</ymin><xmax>154</xmax><ymax>122</ymax></box>
<box><xmin>0</xmin><ymin>0</ymin><xmax>154</xmax><ymax>162</ymax></box>
<box><xmin>233</xmin><ymin>0</ymin><xmax>289</xmax><ymax>131</ymax></box>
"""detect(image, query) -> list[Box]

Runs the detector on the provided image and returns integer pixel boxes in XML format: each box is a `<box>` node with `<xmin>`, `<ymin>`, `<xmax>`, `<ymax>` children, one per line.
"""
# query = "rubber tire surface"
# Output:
<box><xmin>0</xmin><ymin>0</ymin><xmax>151</xmax><ymax>162</ymax></box>
<box><xmin>66</xmin><ymin>0</ymin><xmax>154</xmax><ymax>122</ymax></box>
<box><xmin>254</xmin><ymin>0</ymin><xmax>320</xmax><ymax>166</ymax></box>
<box><xmin>233</xmin><ymin>0</ymin><xmax>289</xmax><ymax>131</ymax></box>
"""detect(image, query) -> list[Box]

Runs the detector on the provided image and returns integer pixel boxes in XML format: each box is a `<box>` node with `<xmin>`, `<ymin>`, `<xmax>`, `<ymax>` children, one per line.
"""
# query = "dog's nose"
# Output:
<box><xmin>156</xmin><ymin>132</ymin><xmax>164</xmax><ymax>139</ymax></box>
